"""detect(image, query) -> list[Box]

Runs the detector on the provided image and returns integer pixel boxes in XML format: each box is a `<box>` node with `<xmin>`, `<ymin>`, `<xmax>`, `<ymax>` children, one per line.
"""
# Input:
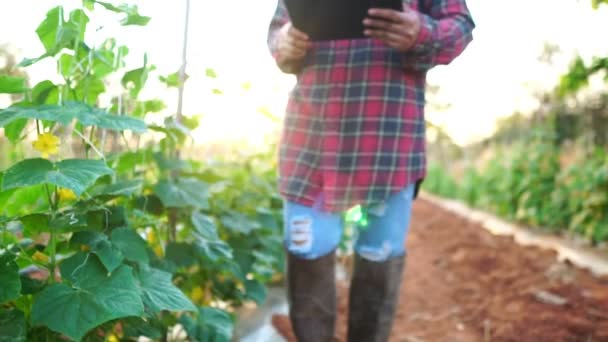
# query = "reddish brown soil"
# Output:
<box><xmin>273</xmin><ymin>199</ymin><xmax>608</xmax><ymax>341</ymax></box>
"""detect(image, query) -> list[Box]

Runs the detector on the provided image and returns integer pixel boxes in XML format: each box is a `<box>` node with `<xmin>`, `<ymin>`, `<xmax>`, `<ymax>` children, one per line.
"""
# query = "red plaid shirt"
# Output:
<box><xmin>268</xmin><ymin>0</ymin><xmax>474</xmax><ymax>212</ymax></box>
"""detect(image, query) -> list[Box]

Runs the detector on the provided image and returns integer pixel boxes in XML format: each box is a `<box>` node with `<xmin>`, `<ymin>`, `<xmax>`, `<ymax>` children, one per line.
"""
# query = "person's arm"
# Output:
<box><xmin>267</xmin><ymin>0</ymin><xmax>311</xmax><ymax>74</ymax></box>
<box><xmin>364</xmin><ymin>0</ymin><xmax>475</xmax><ymax>72</ymax></box>
<box><xmin>403</xmin><ymin>0</ymin><xmax>474</xmax><ymax>72</ymax></box>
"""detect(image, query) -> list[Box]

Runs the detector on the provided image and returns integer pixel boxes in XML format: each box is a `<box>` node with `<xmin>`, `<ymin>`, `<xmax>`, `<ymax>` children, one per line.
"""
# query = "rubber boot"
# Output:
<box><xmin>347</xmin><ymin>254</ymin><xmax>406</xmax><ymax>342</ymax></box>
<box><xmin>287</xmin><ymin>251</ymin><xmax>337</xmax><ymax>342</ymax></box>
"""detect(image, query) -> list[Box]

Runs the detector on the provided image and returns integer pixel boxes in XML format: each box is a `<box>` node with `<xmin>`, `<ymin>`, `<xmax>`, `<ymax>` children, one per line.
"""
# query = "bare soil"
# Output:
<box><xmin>272</xmin><ymin>199</ymin><xmax>608</xmax><ymax>341</ymax></box>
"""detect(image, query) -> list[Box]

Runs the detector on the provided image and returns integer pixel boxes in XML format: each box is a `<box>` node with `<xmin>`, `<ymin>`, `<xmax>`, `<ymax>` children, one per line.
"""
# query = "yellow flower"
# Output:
<box><xmin>154</xmin><ymin>245</ymin><xmax>163</xmax><ymax>257</ymax></box>
<box><xmin>32</xmin><ymin>251</ymin><xmax>50</xmax><ymax>264</ymax></box>
<box><xmin>190</xmin><ymin>286</ymin><xmax>205</xmax><ymax>304</ymax></box>
<box><xmin>147</xmin><ymin>230</ymin><xmax>157</xmax><ymax>244</ymax></box>
<box><xmin>107</xmin><ymin>334</ymin><xmax>119</xmax><ymax>342</ymax></box>
<box><xmin>58</xmin><ymin>188</ymin><xmax>77</xmax><ymax>201</ymax></box>
<box><xmin>32</xmin><ymin>132</ymin><xmax>60</xmax><ymax>158</ymax></box>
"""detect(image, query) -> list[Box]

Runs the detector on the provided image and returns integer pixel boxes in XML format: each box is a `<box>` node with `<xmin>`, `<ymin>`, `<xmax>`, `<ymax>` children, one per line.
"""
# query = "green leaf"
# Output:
<box><xmin>111</xmin><ymin>227</ymin><xmax>149</xmax><ymax>264</ymax></box>
<box><xmin>192</xmin><ymin>212</ymin><xmax>218</xmax><ymax>240</ymax></box>
<box><xmin>17</xmin><ymin>55</ymin><xmax>49</xmax><ymax>68</ymax></box>
<box><xmin>2</xmin><ymin>159</ymin><xmax>113</xmax><ymax>196</ymax></box>
<box><xmin>0</xmin><ymin>254</ymin><xmax>21</xmax><ymax>304</ymax></box>
<box><xmin>132</xmin><ymin>99</ymin><xmax>166</xmax><ymax>117</ymax></box>
<box><xmin>154</xmin><ymin>178</ymin><xmax>209</xmax><ymax>209</ymax></box>
<box><xmin>152</xmin><ymin>150</ymin><xmax>190</xmax><ymax>171</ymax></box>
<box><xmin>49</xmin><ymin>210</ymin><xmax>90</xmax><ymax>233</ymax></box>
<box><xmin>121</xmin><ymin>13</ymin><xmax>151</xmax><ymax>26</ymax></box>
<box><xmin>122</xmin><ymin>317</ymin><xmax>162</xmax><ymax>340</ymax></box>
<box><xmin>112</xmin><ymin>150</ymin><xmax>153</xmax><ymax>174</ymax></box>
<box><xmin>205</xmin><ymin>68</ymin><xmax>218</xmax><ymax>78</ymax></box>
<box><xmin>0</xmin><ymin>185</ymin><xmax>44</xmax><ymax>217</ymax></box>
<box><xmin>36</xmin><ymin>7</ymin><xmax>62</xmax><ymax>52</ymax></box>
<box><xmin>159</xmin><ymin>71</ymin><xmax>188</xmax><ymax>89</ymax></box>
<box><xmin>244</xmin><ymin>279</ymin><xmax>267</xmax><ymax>305</ymax></box>
<box><xmin>75</xmin><ymin>77</ymin><xmax>106</xmax><ymax>105</ymax></box>
<box><xmin>70</xmin><ymin>233</ymin><xmax>124</xmax><ymax>273</ymax></box>
<box><xmin>181</xmin><ymin>115</ymin><xmax>200</xmax><ymax>130</ymax></box>
<box><xmin>0</xmin><ymin>76</ymin><xmax>26</xmax><ymax>94</ymax></box>
<box><xmin>149</xmin><ymin>125</ymin><xmax>188</xmax><ymax>146</ymax></box>
<box><xmin>122</xmin><ymin>61</ymin><xmax>152</xmax><ymax>98</ymax></box>
<box><xmin>83</xmin><ymin>0</ymin><xmax>95</xmax><ymax>11</ymax></box>
<box><xmin>95</xmin><ymin>2</ymin><xmax>151</xmax><ymax>26</ymax></box>
<box><xmin>0</xmin><ymin>188</ymin><xmax>14</xmax><ymax>219</ymax></box>
<box><xmin>191</xmin><ymin>212</ymin><xmax>232</xmax><ymax>261</ymax></box>
<box><xmin>256</xmin><ymin>207</ymin><xmax>279</xmax><ymax>230</ymax></box>
<box><xmin>92</xmin><ymin>179</ymin><xmax>143</xmax><ymax>198</ymax></box>
<box><xmin>136</xmin><ymin>264</ymin><xmax>196</xmax><ymax>314</ymax></box>
<box><xmin>57</xmin><ymin>251</ymin><xmax>88</xmax><ymax>283</ymax></box>
<box><xmin>33</xmin><ymin>256</ymin><xmax>143</xmax><ymax>341</ymax></box>
<box><xmin>133</xmin><ymin>195</ymin><xmax>164</xmax><ymax>216</ymax></box>
<box><xmin>35</xmin><ymin>7</ymin><xmax>89</xmax><ymax>56</ymax></box>
<box><xmin>0</xmin><ymin>102</ymin><xmax>147</xmax><ymax>132</ymax></box>
<box><xmin>198</xmin><ymin>231</ymin><xmax>231</xmax><ymax>260</ymax></box>
<box><xmin>91</xmin><ymin>46</ymin><xmax>117</xmax><ymax>78</ymax></box>
<box><xmin>19</xmin><ymin>274</ymin><xmax>46</xmax><ymax>295</ymax></box>
<box><xmin>58</xmin><ymin>53</ymin><xmax>74</xmax><ymax>78</ymax></box>
<box><xmin>31</xmin><ymin>80</ymin><xmax>59</xmax><ymax>105</ymax></box>
<box><xmin>221</xmin><ymin>212</ymin><xmax>261</xmax><ymax>234</ymax></box>
<box><xmin>180</xmin><ymin>307</ymin><xmax>234</xmax><ymax>342</ymax></box>
<box><xmin>159</xmin><ymin>72</ymin><xmax>180</xmax><ymax>88</ymax></box>
<box><xmin>106</xmin><ymin>205</ymin><xmax>129</xmax><ymax>229</ymax></box>
<box><xmin>165</xmin><ymin>242</ymin><xmax>197</xmax><ymax>268</ymax></box>
<box><xmin>69</xmin><ymin>9</ymin><xmax>89</xmax><ymax>43</ymax></box>
<box><xmin>3</xmin><ymin>119</ymin><xmax>28</xmax><ymax>143</ymax></box>
<box><xmin>191</xmin><ymin>169</ymin><xmax>226</xmax><ymax>184</ymax></box>
<box><xmin>19</xmin><ymin>213</ymin><xmax>50</xmax><ymax>235</ymax></box>
<box><xmin>0</xmin><ymin>309</ymin><xmax>26</xmax><ymax>342</ymax></box>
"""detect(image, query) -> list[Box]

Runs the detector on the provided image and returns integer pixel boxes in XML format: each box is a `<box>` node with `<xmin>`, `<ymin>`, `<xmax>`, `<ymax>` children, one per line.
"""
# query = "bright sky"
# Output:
<box><xmin>1</xmin><ymin>0</ymin><xmax>607</xmax><ymax>146</ymax></box>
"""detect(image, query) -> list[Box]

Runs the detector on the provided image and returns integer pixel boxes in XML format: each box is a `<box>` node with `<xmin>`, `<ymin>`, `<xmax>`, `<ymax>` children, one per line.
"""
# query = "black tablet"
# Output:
<box><xmin>284</xmin><ymin>0</ymin><xmax>403</xmax><ymax>41</ymax></box>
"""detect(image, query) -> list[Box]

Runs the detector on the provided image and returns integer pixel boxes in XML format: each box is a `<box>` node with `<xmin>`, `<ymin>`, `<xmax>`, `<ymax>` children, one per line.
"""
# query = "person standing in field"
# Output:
<box><xmin>267</xmin><ymin>0</ymin><xmax>474</xmax><ymax>340</ymax></box>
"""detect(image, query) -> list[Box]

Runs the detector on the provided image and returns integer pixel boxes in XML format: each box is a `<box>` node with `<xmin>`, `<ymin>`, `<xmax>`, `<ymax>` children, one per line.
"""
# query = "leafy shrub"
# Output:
<box><xmin>424</xmin><ymin>139</ymin><xmax>607</xmax><ymax>244</ymax></box>
<box><xmin>0</xmin><ymin>2</ymin><xmax>283</xmax><ymax>341</ymax></box>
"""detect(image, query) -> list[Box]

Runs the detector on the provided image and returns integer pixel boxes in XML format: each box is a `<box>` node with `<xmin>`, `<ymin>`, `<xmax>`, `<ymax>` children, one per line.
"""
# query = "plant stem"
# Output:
<box><xmin>44</xmin><ymin>185</ymin><xmax>58</xmax><ymax>284</ymax></box>
<box><xmin>0</xmin><ymin>221</ymin><xmax>5</xmax><ymax>249</ymax></box>
<box><xmin>176</xmin><ymin>0</ymin><xmax>191</xmax><ymax>125</ymax></box>
<box><xmin>48</xmin><ymin>215</ymin><xmax>57</xmax><ymax>284</ymax></box>
<box><xmin>85</xmin><ymin>126</ymin><xmax>96</xmax><ymax>159</ymax></box>
<box><xmin>74</xmin><ymin>128</ymin><xmax>105</xmax><ymax>160</ymax></box>
<box><xmin>167</xmin><ymin>0</ymin><xmax>191</xmax><ymax>243</ymax></box>
<box><xmin>121</xmin><ymin>132</ymin><xmax>133</xmax><ymax>153</ymax></box>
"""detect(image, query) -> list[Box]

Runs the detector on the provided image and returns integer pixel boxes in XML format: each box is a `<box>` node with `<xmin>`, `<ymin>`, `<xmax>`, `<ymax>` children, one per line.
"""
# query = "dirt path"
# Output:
<box><xmin>272</xmin><ymin>199</ymin><xmax>608</xmax><ymax>341</ymax></box>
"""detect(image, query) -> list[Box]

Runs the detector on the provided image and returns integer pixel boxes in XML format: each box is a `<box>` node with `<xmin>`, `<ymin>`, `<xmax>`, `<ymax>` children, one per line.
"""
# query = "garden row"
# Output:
<box><xmin>424</xmin><ymin>136</ymin><xmax>608</xmax><ymax>244</ymax></box>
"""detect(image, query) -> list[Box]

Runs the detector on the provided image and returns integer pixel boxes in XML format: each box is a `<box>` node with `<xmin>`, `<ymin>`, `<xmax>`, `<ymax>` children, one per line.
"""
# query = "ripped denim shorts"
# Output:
<box><xmin>283</xmin><ymin>183</ymin><xmax>416</xmax><ymax>261</ymax></box>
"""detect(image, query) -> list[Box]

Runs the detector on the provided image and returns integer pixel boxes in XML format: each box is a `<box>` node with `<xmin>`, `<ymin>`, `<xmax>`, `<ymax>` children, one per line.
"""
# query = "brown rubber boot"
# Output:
<box><xmin>347</xmin><ymin>254</ymin><xmax>406</xmax><ymax>342</ymax></box>
<box><xmin>287</xmin><ymin>251</ymin><xmax>337</xmax><ymax>342</ymax></box>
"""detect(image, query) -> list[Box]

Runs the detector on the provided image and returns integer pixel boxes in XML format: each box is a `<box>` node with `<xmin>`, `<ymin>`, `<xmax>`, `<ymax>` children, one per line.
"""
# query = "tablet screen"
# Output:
<box><xmin>284</xmin><ymin>0</ymin><xmax>403</xmax><ymax>41</ymax></box>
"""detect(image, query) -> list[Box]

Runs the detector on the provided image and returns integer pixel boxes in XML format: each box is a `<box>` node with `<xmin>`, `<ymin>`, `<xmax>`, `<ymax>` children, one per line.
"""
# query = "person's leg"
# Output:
<box><xmin>348</xmin><ymin>184</ymin><xmax>416</xmax><ymax>342</ymax></box>
<box><xmin>284</xmin><ymin>198</ymin><xmax>343</xmax><ymax>342</ymax></box>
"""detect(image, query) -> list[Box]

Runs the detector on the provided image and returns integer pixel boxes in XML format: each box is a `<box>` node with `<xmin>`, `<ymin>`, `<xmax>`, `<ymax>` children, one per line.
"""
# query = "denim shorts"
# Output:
<box><xmin>283</xmin><ymin>184</ymin><xmax>416</xmax><ymax>261</ymax></box>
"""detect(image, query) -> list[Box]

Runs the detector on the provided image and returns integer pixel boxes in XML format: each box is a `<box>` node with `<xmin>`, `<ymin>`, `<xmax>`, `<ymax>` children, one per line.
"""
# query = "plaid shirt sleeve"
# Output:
<box><xmin>402</xmin><ymin>0</ymin><xmax>475</xmax><ymax>72</ymax></box>
<box><xmin>267</xmin><ymin>0</ymin><xmax>303</xmax><ymax>74</ymax></box>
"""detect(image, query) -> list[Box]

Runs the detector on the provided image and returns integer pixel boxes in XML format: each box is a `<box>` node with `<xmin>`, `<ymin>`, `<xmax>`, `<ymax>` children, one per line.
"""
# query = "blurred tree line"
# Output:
<box><xmin>470</xmin><ymin>0</ymin><xmax>608</xmax><ymax>152</ymax></box>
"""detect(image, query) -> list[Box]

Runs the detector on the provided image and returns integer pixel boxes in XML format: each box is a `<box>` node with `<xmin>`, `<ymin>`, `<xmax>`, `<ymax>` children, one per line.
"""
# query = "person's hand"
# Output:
<box><xmin>363</xmin><ymin>7</ymin><xmax>421</xmax><ymax>52</ymax></box>
<box><xmin>278</xmin><ymin>22</ymin><xmax>312</xmax><ymax>62</ymax></box>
